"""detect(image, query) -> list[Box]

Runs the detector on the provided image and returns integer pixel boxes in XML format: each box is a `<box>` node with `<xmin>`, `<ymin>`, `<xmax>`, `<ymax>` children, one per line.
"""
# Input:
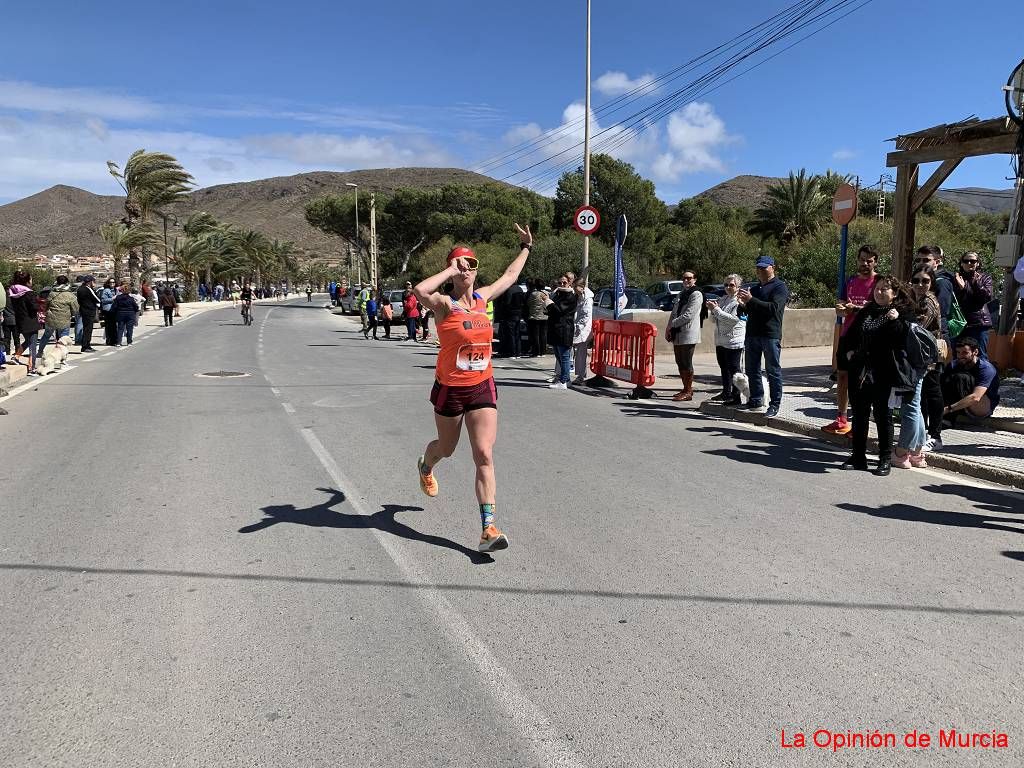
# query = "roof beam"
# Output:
<box><xmin>887</xmin><ymin>132</ymin><xmax>1020</xmax><ymax>167</ymax></box>
<box><xmin>911</xmin><ymin>158</ymin><xmax>961</xmax><ymax>214</ymax></box>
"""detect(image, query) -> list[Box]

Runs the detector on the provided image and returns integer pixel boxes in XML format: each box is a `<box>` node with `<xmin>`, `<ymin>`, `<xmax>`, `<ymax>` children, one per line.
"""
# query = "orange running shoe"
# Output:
<box><xmin>417</xmin><ymin>455</ymin><xmax>438</xmax><ymax>497</ymax></box>
<box><xmin>478</xmin><ymin>524</ymin><xmax>509</xmax><ymax>553</ymax></box>
<box><xmin>822</xmin><ymin>418</ymin><xmax>851</xmax><ymax>435</ymax></box>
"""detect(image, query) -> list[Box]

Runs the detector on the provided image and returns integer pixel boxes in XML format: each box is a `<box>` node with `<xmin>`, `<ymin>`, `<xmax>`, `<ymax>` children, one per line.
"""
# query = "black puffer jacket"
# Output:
<box><xmin>545</xmin><ymin>288</ymin><xmax>578</xmax><ymax>347</ymax></box>
<box><xmin>840</xmin><ymin>303</ymin><xmax>915</xmax><ymax>392</ymax></box>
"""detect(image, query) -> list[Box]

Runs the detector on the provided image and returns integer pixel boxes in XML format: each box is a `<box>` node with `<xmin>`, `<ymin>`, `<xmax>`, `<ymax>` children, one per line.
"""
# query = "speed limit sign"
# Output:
<box><xmin>573</xmin><ymin>205</ymin><xmax>601</xmax><ymax>235</ymax></box>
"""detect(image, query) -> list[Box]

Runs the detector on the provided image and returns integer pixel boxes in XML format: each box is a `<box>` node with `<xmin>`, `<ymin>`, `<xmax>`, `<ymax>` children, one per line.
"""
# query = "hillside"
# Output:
<box><xmin>0</xmin><ymin>168</ymin><xmax>511</xmax><ymax>259</ymax></box>
<box><xmin>694</xmin><ymin>175</ymin><xmax>1015</xmax><ymax>216</ymax></box>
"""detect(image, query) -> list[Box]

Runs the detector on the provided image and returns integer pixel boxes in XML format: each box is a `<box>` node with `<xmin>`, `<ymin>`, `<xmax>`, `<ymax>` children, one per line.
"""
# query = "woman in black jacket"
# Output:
<box><xmin>545</xmin><ymin>274</ymin><xmax>578</xmax><ymax>389</ymax></box>
<box><xmin>8</xmin><ymin>271</ymin><xmax>41</xmax><ymax>375</ymax></box>
<box><xmin>839</xmin><ymin>275</ymin><xmax>916</xmax><ymax>476</ymax></box>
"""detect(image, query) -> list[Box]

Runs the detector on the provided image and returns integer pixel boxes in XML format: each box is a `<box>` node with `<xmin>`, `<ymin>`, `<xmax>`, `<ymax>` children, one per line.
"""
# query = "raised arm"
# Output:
<box><xmin>476</xmin><ymin>224</ymin><xmax>534</xmax><ymax>304</ymax></box>
<box><xmin>413</xmin><ymin>264</ymin><xmax>460</xmax><ymax>315</ymax></box>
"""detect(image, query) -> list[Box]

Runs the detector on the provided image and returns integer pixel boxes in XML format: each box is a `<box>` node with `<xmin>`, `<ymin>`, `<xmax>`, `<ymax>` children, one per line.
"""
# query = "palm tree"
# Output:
<box><xmin>235</xmin><ymin>229</ymin><xmax>272</xmax><ymax>286</ymax></box>
<box><xmin>100</xmin><ymin>221</ymin><xmax>160</xmax><ymax>285</ymax></box>
<box><xmin>818</xmin><ymin>169</ymin><xmax>855</xmax><ymax>199</ymax></box>
<box><xmin>746</xmin><ymin>169</ymin><xmax>829</xmax><ymax>244</ymax></box>
<box><xmin>107</xmin><ymin>150</ymin><xmax>194</xmax><ymax>285</ymax></box>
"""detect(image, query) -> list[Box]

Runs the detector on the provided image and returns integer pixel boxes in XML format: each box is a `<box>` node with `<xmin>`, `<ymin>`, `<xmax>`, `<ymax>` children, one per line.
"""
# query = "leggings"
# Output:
<box><xmin>715</xmin><ymin>346</ymin><xmax>743</xmax><ymax>397</ymax></box>
<box><xmin>673</xmin><ymin>343</ymin><xmax>696</xmax><ymax>374</ymax></box>
<box><xmin>850</xmin><ymin>376</ymin><xmax>894</xmax><ymax>463</ymax></box>
<box><xmin>920</xmin><ymin>367</ymin><xmax>943</xmax><ymax>440</ymax></box>
<box><xmin>18</xmin><ymin>331</ymin><xmax>39</xmax><ymax>368</ymax></box>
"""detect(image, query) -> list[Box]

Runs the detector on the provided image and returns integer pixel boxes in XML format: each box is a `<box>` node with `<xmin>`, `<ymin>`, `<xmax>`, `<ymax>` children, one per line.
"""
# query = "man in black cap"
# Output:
<box><xmin>737</xmin><ymin>255</ymin><xmax>789</xmax><ymax>417</ymax></box>
<box><xmin>76</xmin><ymin>275</ymin><xmax>100</xmax><ymax>352</ymax></box>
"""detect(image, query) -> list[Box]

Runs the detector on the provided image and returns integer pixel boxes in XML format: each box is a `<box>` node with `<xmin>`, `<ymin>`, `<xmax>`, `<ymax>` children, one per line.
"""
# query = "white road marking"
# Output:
<box><xmin>282</xmin><ymin>402</ymin><xmax>295</xmax><ymax>413</ymax></box>
<box><xmin>298</xmin><ymin>428</ymin><xmax>587</xmax><ymax>768</ymax></box>
<box><xmin>270</xmin><ymin>388</ymin><xmax>281</xmax><ymax>396</ymax></box>
<box><xmin>102</xmin><ymin>351</ymin><xmax>117</xmax><ymax>357</ymax></box>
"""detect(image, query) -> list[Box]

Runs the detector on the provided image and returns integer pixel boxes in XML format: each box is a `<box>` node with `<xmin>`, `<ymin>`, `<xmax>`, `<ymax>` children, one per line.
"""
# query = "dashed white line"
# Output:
<box><xmin>270</xmin><ymin>388</ymin><xmax>281</xmax><ymax>396</ymax></box>
<box><xmin>282</xmin><ymin>402</ymin><xmax>295</xmax><ymax>413</ymax></box>
<box><xmin>102</xmin><ymin>351</ymin><xmax>116</xmax><ymax>357</ymax></box>
<box><xmin>298</xmin><ymin>428</ymin><xmax>587</xmax><ymax>768</ymax></box>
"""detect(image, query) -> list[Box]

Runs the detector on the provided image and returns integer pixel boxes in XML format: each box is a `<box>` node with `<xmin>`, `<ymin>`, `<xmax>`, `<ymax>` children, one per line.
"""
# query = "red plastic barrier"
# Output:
<box><xmin>590</xmin><ymin>319</ymin><xmax>657</xmax><ymax>387</ymax></box>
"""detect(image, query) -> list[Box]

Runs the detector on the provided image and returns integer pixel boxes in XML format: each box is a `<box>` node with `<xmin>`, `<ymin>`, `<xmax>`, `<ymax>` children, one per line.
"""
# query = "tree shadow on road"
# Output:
<box><xmin>238</xmin><ymin>487</ymin><xmax>494</xmax><ymax>564</ymax></box>
<box><xmin>689</xmin><ymin>425</ymin><xmax>842</xmax><ymax>473</ymax></box>
<box><xmin>836</xmin><ymin>502</ymin><xmax>1024</xmax><ymax>536</ymax></box>
<box><xmin>920</xmin><ymin>483</ymin><xmax>1024</xmax><ymax>516</ymax></box>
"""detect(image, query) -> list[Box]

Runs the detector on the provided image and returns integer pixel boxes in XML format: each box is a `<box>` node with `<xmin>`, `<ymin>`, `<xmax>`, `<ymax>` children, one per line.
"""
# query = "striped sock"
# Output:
<box><xmin>480</xmin><ymin>503</ymin><xmax>495</xmax><ymax>529</ymax></box>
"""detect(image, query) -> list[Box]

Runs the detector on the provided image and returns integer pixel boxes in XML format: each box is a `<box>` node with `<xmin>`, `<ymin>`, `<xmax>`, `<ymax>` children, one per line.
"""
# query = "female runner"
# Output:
<box><xmin>413</xmin><ymin>224</ymin><xmax>533</xmax><ymax>552</ymax></box>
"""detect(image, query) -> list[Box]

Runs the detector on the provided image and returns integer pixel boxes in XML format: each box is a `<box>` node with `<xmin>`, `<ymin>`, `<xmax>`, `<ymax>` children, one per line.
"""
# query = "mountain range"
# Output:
<box><xmin>0</xmin><ymin>170</ymin><xmax>1015</xmax><ymax>259</ymax></box>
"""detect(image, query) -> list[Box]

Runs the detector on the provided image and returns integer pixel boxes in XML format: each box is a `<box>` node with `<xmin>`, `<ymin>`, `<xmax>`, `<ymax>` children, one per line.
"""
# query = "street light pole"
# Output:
<box><xmin>582</xmin><ymin>0</ymin><xmax>592</xmax><ymax>282</ymax></box>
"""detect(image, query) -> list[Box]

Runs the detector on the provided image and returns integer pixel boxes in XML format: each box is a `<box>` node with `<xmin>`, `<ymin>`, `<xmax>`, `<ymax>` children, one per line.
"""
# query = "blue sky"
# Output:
<box><xmin>1</xmin><ymin>0</ymin><xmax>1020</xmax><ymax>205</ymax></box>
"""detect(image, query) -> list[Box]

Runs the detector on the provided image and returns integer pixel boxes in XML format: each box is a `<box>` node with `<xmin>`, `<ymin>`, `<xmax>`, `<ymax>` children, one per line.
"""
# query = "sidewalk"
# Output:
<box><xmin>0</xmin><ymin>299</ymin><xmax>234</xmax><ymax>405</ymax></box>
<box><xmin>679</xmin><ymin>346</ymin><xmax>1024</xmax><ymax>489</ymax></box>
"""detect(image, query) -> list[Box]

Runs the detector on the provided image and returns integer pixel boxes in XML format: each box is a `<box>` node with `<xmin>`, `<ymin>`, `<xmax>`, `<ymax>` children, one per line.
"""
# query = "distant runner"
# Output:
<box><xmin>413</xmin><ymin>224</ymin><xmax>533</xmax><ymax>552</ymax></box>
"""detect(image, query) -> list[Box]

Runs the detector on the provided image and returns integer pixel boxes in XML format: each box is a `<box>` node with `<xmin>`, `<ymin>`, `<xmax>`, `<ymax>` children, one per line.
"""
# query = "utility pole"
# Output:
<box><xmin>369</xmin><ymin>192</ymin><xmax>378</xmax><ymax>290</ymax></box>
<box><xmin>581</xmin><ymin>0</ymin><xmax>592</xmax><ymax>283</ymax></box>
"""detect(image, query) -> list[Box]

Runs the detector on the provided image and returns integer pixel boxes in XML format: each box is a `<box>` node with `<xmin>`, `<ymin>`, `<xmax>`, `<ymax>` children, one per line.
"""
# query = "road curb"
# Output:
<box><xmin>699</xmin><ymin>401</ymin><xmax>1024</xmax><ymax>490</ymax></box>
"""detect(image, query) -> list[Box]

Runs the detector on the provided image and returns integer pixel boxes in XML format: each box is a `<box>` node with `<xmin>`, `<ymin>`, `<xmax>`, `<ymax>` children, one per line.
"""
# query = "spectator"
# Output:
<box><xmin>8</xmin><ymin>271</ymin><xmax>41</xmax><ymax>375</ymax></box>
<box><xmin>159</xmin><ymin>285</ymin><xmax>178</xmax><ymax>326</ymax></box>
<box><xmin>952</xmin><ymin>251</ymin><xmax>993</xmax><ymax>358</ymax></box>
<box><xmin>112</xmin><ymin>286</ymin><xmax>139</xmax><ymax>345</ymax></box>
<box><xmin>706</xmin><ymin>273</ymin><xmax>747</xmax><ymax>404</ymax></box>
<box><xmin>942</xmin><ymin>337</ymin><xmax>1000</xmax><ymax>425</ymax></box>
<box><xmin>892</xmin><ymin>271</ymin><xmax>942</xmax><ymax>469</ymax></box>
<box><xmin>571</xmin><ymin>277</ymin><xmax>594</xmax><ymax>386</ymax></box>
<box><xmin>364</xmin><ymin>290</ymin><xmax>379</xmax><ymax>339</ymax></box>
<box><xmin>38</xmin><ymin>275</ymin><xmax>78</xmax><ymax>358</ymax></box>
<box><xmin>544</xmin><ymin>274</ymin><xmax>577</xmax><ymax>390</ymax></box>
<box><xmin>839</xmin><ymin>275</ymin><xmax>916</xmax><ymax>476</ymax></box>
<box><xmin>503</xmin><ymin>278</ymin><xmax>527</xmax><ymax>359</ymax></box>
<box><xmin>1016</xmin><ymin>253</ymin><xmax>1024</xmax><ymax>384</ymax></box>
<box><xmin>76</xmin><ymin>275</ymin><xmax>100</xmax><ymax>352</ymax></box>
<box><xmin>910</xmin><ymin>266</ymin><xmax>946</xmax><ymax>453</ymax></box>
<box><xmin>824</xmin><ymin>246</ymin><xmax>879</xmax><ymax>434</ymax></box>
<box><xmin>380</xmin><ymin>295</ymin><xmax>393</xmax><ymax>339</ymax></box>
<box><xmin>355</xmin><ymin>284</ymin><xmax>370</xmax><ymax>332</ymax></box>
<box><xmin>0</xmin><ymin>275</ymin><xmax>5</xmax><ymax>369</ymax></box>
<box><xmin>421</xmin><ymin>306</ymin><xmax>433</xmax><ymax>343</ymax></box>
<box><xmin>214</xmin><ymin>283</ymin><xmax>224</xmax><ymax>302</ymax></box>
<box><xmin>402</xmin><ymin>285</ymin><xmax>420</xmax><ymax>340</ymax></box>
<box><xmin>737</xmin><ymin>255</ymin><xmax>789</xmax><ymax>417</ymax></box>
<box><xmin>914</xmin><ymin>245</ymin><xmax>957</xmax><ymax>343</ymax></box>
<box><xmin>524</xmin><ymin>278</ymin><xmax>547</xmax><ymax>357</ymax></box>
<box><xmin>173</xmin><ymin>284</ymin><xmax>183</xmax><ymax>317</ymax></box>
<box><xmin>2</xmin><ymin>291</ymin><xmax>15</xmax><ymax>358</ymax></box>
<box><xmin>100</xmin><ymin>279</ymin><xmax>117</xmax><ymax>346</ymax></box>
<box><xmin>666</xmin><ymin>270</ymin><xmax>703</xmax><ymax>401</ymax></box>
<box><xmin>198</xmin><ymin>282</ymin><xmax>208</xmax><ymax>302</ymax></box>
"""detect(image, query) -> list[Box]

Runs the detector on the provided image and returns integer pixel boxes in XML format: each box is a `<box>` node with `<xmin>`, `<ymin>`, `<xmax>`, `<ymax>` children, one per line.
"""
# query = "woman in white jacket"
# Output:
<box><xmin>706</xmin><ymin>274</ymin><xmax>747</xmax><ymax>404</ymax></box>
<box><xmin>571</xmin><ymin>279</ymin><xmax>593</xmax><ymax>386</ymax></box>
<box><xmin>666</xmin><ymin>271</ymin><xmax>703</xmax><ymax>401</ymax></box>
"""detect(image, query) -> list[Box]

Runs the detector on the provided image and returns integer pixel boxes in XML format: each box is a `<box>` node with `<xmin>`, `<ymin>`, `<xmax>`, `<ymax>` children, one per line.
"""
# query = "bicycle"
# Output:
<box><xmin>241</xmin><ymin>302</ymin><xmax>253</xmax><ymax>326</ymax></box>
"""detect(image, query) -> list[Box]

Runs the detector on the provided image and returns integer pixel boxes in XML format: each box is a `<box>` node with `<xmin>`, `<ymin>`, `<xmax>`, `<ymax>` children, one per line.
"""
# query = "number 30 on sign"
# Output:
<box><xmin>573</xmin><ymin>205</ymin><xmax>601</xmax><ymax>236</ymax></box>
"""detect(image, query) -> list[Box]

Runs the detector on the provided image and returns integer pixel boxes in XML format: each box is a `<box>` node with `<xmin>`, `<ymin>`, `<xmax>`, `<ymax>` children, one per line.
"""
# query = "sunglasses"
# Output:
<box><xmin>911</xmin><ymin>277</ymin><xmax>931</xmax><ymax>285</ymax></box>
<box><xmin>961</xmin><ymin>259</ymin><xmax>978</xmax><ymax>264</ymax></box>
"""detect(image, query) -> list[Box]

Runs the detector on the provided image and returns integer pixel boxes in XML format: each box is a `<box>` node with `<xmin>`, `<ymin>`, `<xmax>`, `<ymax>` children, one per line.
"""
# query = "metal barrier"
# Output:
<box><xmin>590</xmin><ymin>319</ymin><xmax>657</xmax><ymax>398</ymax></box>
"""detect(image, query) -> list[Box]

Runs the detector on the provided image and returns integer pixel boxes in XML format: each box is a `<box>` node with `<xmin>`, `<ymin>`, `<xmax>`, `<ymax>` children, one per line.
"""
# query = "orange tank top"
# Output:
<box><xmin>435</xmin><ymin>293</ymin><xmax>493</xmax><ymax>386</ymax></box>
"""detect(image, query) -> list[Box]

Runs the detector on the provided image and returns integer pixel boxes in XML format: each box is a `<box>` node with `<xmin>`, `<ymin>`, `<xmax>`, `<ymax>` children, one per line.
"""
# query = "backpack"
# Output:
<box><xmin>946</xmin><ymin>291</ymin><xmax>967</xmax><ymax>339</ymax></box>
<box><xmin>905</xmin><ymin>322</ymin><xmax>939</xmax><ymax>377</ymax></box>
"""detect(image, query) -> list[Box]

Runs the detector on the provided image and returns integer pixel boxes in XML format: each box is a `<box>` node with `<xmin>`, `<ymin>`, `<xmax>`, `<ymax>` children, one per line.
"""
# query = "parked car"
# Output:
<box><xmin>592</xmin><ymin>286</ymin><xmax>660</xmax><ymax>320</ymax></box>
<box><xmin>338</xmin><ymin>286</ymin><xmax>364</xmax><ymax>314</ymax></box>
<box><xmin>646</xmin><ymin>280</ymin><xmax>685</xmax><ymax>311</ymax></box>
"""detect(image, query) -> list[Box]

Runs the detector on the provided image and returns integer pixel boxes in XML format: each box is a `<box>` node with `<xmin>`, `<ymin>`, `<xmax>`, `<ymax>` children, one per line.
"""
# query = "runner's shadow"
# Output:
<box><xmin>238</xmin><ymin>487</ymin><xmax>494</xmax><ymax>564</ymax></box>
<box><xmin>837</xmin><ymin>502</ymin><xmax>1024</xmax><ymax>536</ymax></box>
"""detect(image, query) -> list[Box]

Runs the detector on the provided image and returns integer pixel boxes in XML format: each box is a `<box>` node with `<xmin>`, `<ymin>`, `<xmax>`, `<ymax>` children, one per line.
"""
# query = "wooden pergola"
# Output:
<box><xmin>887</xmin><ymin>116</ymin><xmax>1021</xmax><ymax>278</ymax></box>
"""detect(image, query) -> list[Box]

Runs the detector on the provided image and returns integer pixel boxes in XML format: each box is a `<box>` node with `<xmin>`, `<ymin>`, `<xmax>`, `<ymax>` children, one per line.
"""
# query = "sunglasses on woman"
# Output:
<box><xmin>911</xmin><ymin>277</ymin><xmax>931</xmax><ymax>285</ymax></box>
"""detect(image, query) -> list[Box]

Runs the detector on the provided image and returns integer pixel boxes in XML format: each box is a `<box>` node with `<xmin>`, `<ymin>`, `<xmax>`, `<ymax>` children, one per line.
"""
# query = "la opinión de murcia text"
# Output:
<box><xmin>780</xmin><ymin>728</ymin><xmax>1009</xmax><ymax>752</ymax></box>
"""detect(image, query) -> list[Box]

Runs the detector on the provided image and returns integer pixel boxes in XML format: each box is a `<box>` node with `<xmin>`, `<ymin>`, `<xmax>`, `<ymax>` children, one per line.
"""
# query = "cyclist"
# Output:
<box><xmin>240</xmin><ymin>283</ymin><xmax>254</xmax><ymax>324</ymax></box>
<box><xmin>413</xmin><ymin>224</ymin><xmax>533</xmax><ymax>553</ymax></box>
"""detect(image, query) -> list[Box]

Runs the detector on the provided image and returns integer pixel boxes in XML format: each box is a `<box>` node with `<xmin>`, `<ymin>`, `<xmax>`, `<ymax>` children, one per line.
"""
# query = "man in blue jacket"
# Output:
<box><xmin>737</xmin><ymin>255</ymin><xmax>789</xmax><ymax>417</ymax></box>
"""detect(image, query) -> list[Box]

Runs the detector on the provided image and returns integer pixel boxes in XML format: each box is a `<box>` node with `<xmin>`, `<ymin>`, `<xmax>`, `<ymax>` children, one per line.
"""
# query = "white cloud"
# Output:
<box><xmin>649</xmin><ymin>102</ymin><xmax>737</xmax><ymax>181</ymax></box>
<box><xmin>502</xmin><ymin>123</ymin><xmax>543</xmax><ymax>144</ymax></box>
<box><xmin>832</xmin><ymin>148</ymin><xmax>856</xmax><ymax>161</ymax></box>
<box><xmin>0</xmin><ymin>115</ymin><xmax>454</xmax><ymax>202</ymax></box>
<box><xmin>594</xmin><ymin>71</ymin><xmax>658</xmax><ymax>97</ymax></box>
<box><xmin>0</xmin><ymin>80</ymin><xmax>163</xmax><ymax>120</ymax></box>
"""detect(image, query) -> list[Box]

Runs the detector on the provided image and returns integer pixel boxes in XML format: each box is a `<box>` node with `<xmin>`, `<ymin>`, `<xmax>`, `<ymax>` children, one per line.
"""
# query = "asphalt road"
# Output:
<box><xmin>2</xmin><ymin>299</ymin><xmax>1022</xmax><ymax>767</ymax></box>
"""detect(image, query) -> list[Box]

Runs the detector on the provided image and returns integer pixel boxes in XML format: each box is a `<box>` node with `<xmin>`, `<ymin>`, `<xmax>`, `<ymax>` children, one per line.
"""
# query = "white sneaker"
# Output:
<box><xmin>923</xmin><ymin>437</ymin><xmax>943</xmax><ymax>453</ymax></box>
<box><xmin>548</xmin><ymin>382</ymin><xmax>568</xmax><ymax>390</ymax></box>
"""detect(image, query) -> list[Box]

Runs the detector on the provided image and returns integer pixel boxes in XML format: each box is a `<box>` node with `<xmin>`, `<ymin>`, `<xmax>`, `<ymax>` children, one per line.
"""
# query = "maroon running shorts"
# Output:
<box><xmin>430</xmin><ymin>378</ymin><xmax>497</xmax><ymax>417</ymax></box>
